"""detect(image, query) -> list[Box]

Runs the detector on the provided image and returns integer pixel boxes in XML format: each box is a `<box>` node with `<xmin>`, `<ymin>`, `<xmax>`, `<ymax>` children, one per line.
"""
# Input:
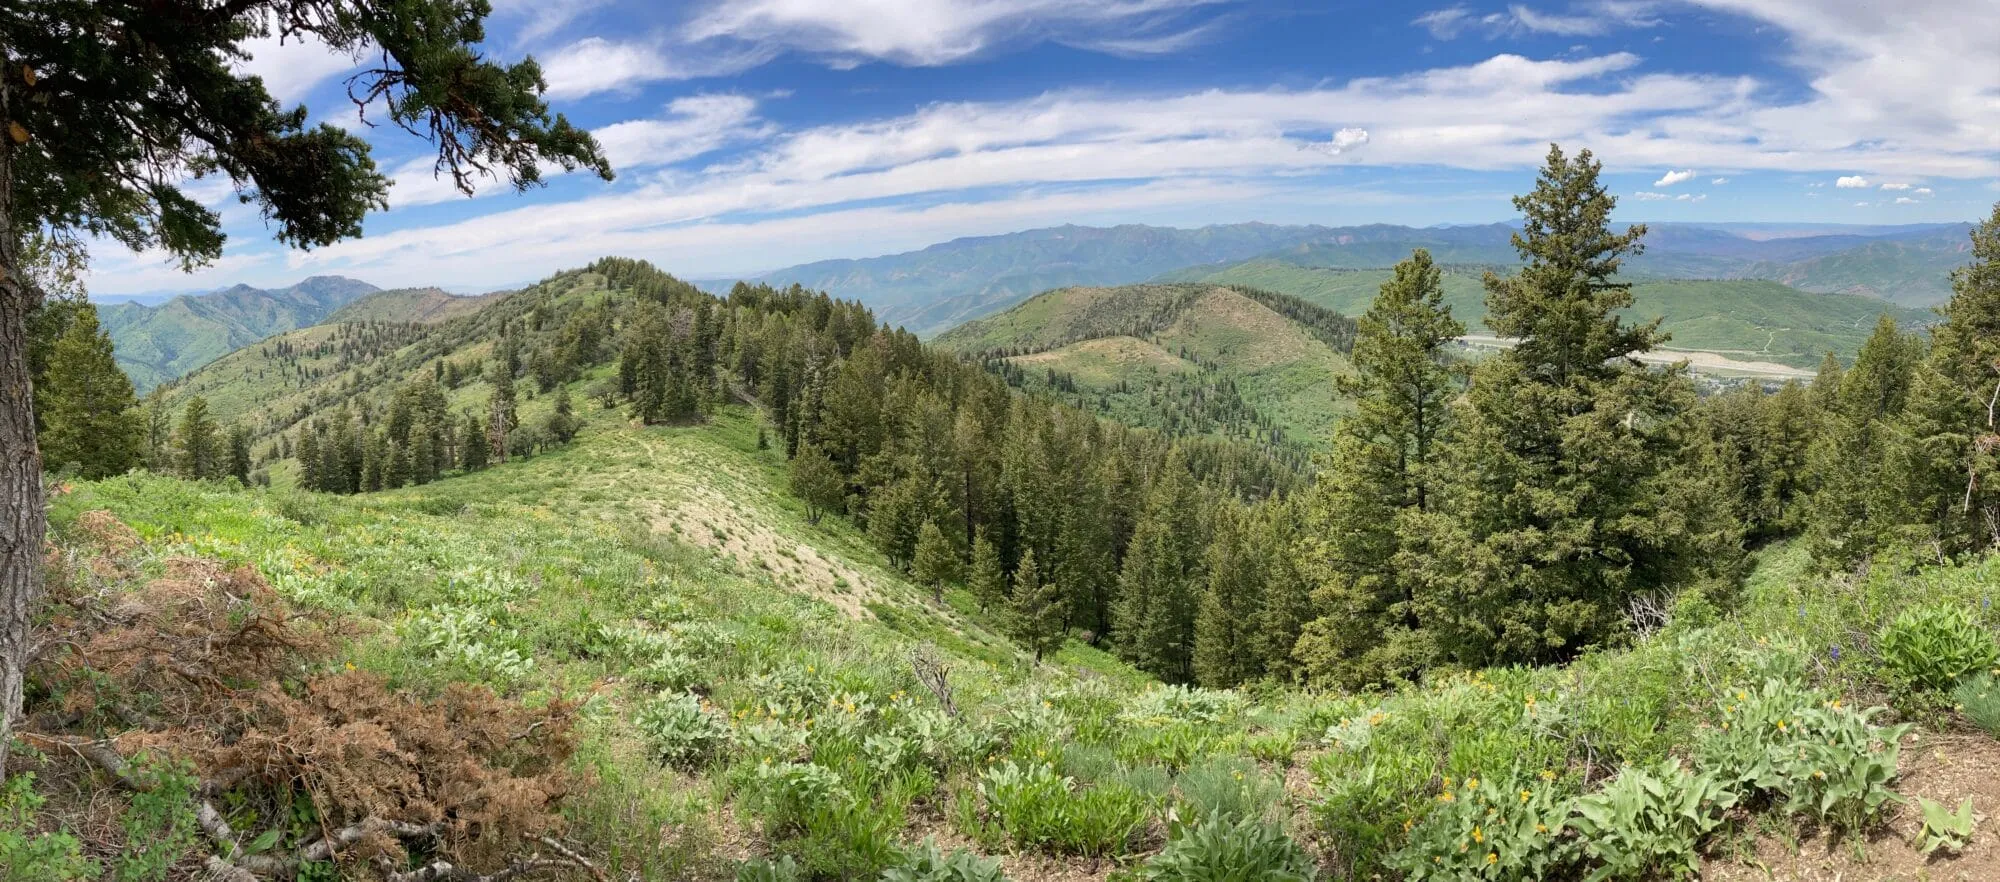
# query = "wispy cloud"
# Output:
<box><xmin>1416</xmin><ymin>1</ymin><xmax>1661</xmax><ymax>39</ymax></box>
<box><xmin>682</xmin><ymin>0</ymin><xmax>1232</xmax><ymax>67</ymax></box>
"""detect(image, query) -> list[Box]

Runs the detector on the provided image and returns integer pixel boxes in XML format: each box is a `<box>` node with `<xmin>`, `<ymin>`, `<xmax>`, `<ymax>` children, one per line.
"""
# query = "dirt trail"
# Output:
<box><xmin>1704</xmin><ymin>732</ymin><xmax>2000</xmax><ymax>881</ymax></box>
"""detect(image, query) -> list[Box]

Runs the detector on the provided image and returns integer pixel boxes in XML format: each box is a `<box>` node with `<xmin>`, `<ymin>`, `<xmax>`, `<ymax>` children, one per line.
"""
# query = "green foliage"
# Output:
<box><xmin>971</xmin><ymin>761</ymin><xmax>1151</xmax><ymax>856</ymax></box>
<box><xmin>1914</xmin><ymin>796</ymin><xmax>1976</xmax><ymax>855</ymax></box>
<box><xmin>636</xmin><ymin>691</ymin><xmax>730</xmax><ymax>768</ymax></box>
<box><xmin>1696</xmin><ymin>680</ymin><xmax>1909</xmax><ymax>829</ymax></box>
<box><xmin>1389</xmin><ymin>772</ymin><xmax>1574</xmax><ymax>882</ymax></box>
<box><xmin>1173</xmin><ymin>757</ymin><xmax>1284</xmax><ymax>828</ymax></box>
<box><xmin>0</xmin><ymin>774</ymin><xmax>99</xmax><ymax>881</ymax></box>
<box><xmin>31</xmin><ymin>301</ymin><xmax>142</xmax><ymax>477</ymax></box>
<box><xmin>1877</xmin><ymin>603</ymin><xmax>2000</xmax><ymax>694</ymax></box>
<box><xmin>1953</xmin><ymin>671</ymin><xmax>2000</xmax><ymax>736</ymax></box>
<box><xmin>883</xmin><ymin>839</ymin><xmax>1006</xmax><ymax>882</ymax></box>
<box><xmin>1568</xmin><ymin>761</ymin><xmax>1737</xmax><ymax>882</ymax></box>
<box><xmin>1008</xmin><ymin>548</ymin><xmax>1067</xmax><ymax>662</ymax></box>
<box><xmin>789</xmin><ymin>443</ymin><xmax>845</xmax><ymax>525</ymax></box>
<box><xmin>112</xmin><ymin>756</ymin><xmax>201</xmax><ymax>882</ymax></box>
<box><xmin>742</xmin><ymin>762</ymin><xmax>851</xmax><ymax>836</ymax></box>
<box><xmin>1133</xmin><ymin>814</ymin><xmax>1318</xmax><ymax>882</ymax></box>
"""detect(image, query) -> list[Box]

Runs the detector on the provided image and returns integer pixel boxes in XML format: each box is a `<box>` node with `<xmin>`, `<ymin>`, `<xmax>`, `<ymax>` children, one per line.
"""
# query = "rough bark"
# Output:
<box><xmin>0</xmin><ymin>68</ymin><xmax>44</xmax><ymax>777</ymax></box>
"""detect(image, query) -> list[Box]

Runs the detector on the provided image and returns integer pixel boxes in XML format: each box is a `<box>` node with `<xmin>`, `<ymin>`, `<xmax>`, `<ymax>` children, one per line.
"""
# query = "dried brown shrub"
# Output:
<box><xmin>28</xmin><ymin>515</ymin><xmax>588</xmax><ymax>878</ymax></box>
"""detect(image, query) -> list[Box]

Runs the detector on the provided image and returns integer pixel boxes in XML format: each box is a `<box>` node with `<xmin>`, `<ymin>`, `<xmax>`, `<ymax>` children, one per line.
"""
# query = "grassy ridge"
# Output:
<box><xmin>937</xmin><ymin>284</ymin><xmax>1355</xmax><ymax>450</ymax></box>
<box><xmin>1164</xmin><ymin>261</ymin><xmax>1937</xmax><ymax>367</ymax></box>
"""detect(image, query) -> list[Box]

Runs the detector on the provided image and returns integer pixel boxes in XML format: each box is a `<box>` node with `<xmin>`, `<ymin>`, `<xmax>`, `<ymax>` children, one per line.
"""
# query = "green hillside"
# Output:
<box><xmin>936</xmin><ymin>283</ymin><xmax>1357</xmax><ymax>452</ymax></box>
<box><xmin>100</xmin><ymin>275</ymin><xmax>379</xmax><ymax>389</ymax></box>
<box><xmin>1165</xmin><ymin>260</ymin><xmax>1936</xmax><ymax>367</ymax></box>
<box><xmin>322</xmin><ymin>285</ymin><xmax>508</xmax><ymax>324</ymax></box>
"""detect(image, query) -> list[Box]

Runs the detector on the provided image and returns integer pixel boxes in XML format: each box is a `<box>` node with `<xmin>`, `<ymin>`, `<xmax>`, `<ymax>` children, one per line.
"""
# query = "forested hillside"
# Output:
<box><xmin>16</xmin><ymin>143</ymin><xmax>2000</xmax><ymax>882</ymax></box>
<box><xmin>98</xmin><ymin>275</ymin><xmax>379</xmax><ymax>389</ymax></box>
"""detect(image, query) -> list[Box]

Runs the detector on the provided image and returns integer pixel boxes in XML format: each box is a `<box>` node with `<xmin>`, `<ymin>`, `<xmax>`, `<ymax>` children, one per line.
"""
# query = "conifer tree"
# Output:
<box><xmin>142</xmin><ymin>387</ymin><xmax>176</xmax><ymax>472</ymax></box>
<box><xmin>1884</xmin><ymin>203</ymin><xmax>2000</xmax><ymax>555</ymax></box>
<box><xmin>968</xmin><ymin>527</ymin><xmax>1008</xmax><ymax>611</ymax></box>
<box><xmin>1194</xmin><ymin>506</ymin><xmax>1264</xmax><ymax>688</ymax></box>
<box><xmin>1295</xmin><ymin>248</ymin><xmax>1464</xmax><ymax>687</ymax></box>
<box><xmin>546</xmin><ymin>386</ymin><xmax>580</xmax><ymax>443</ymax></box>
<box><xmin>297</xmin><ymin>426</ymin><xmax>323</xmax><ymax>491</ymax></box>
<box><xmin>1115</xmin><ymin>451</ymin><xmax>1205</xmax><ymax>683</ymax></box>
<box><xmin>461</xmin><ymin>411</ymin><xmax>491</xmax><ymax>471</ymax></box>
<box><xmin>789</xmin><ymin>442</ymin><xmax>845</xmax><ymax>525</ymax></box>
<box><xmin>33</xmin><ymin>303</ymin><xmax>140</xmax><ymax>478</ymax></box>
<box><xmin>1805</xmin><ymin>316</ymin><xmax>1923</xmax><ymax>563</ymax></box>
<box><xmin>911</xmin><ymin>519</ymin><xmax>962</xmax><ymax>603</ymax></box>
<box><xmin>176</xmin><ymin>397</ymin><xmax>222</xmax><ymax>480</ymax></box>
<box><xmin>1008</xmin><ymin>548</ymin><xmax>1065</xmax><ymax>663</ymax></box>
<box><xmin>1405</xmin><ymin>145</ymin><xmax>1709</xmax><ymax>668</ymax></box>
<box><xmin>226</xmin><ymin>425</ymin><xmax>253</xmax><ymax>484</ymax></box>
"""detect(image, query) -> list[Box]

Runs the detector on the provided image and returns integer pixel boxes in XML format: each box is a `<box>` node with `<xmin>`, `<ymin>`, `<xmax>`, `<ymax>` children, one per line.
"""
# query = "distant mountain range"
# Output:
<box><xmin>702</xmin><ymin>221</ymin><xmax>1974</xmax><ymax>334</ymax></box>
<box><xmin>100</xmin><ymin>276</ymin><xmax>381</xmax><ymax>391</ymax></box>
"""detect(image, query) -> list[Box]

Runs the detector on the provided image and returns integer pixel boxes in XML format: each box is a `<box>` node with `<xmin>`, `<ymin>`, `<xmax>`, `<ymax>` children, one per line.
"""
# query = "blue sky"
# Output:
<box><xmin>88</xmin><ymin>0</ymin><xmax>2000</xmax><ymax>294</ymax></box>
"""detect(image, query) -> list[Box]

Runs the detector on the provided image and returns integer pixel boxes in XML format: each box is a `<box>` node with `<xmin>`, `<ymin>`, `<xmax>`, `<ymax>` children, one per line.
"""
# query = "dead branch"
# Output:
<box><xmin>910</xmin><ymin>647</ymin><xmax>957</xmax><ymax>718</ymax></box>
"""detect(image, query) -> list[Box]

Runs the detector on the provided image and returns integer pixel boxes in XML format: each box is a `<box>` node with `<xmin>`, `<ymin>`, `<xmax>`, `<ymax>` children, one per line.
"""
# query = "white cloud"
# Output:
<box><xmin>1895</xmin><ymin>196</ymin><xmax>1917</xmax><ymax>204</ymax></box>
<box><xmin>682</xmin><ymin>0</ymin><xmax>1228</xmax><ymax>67</ymax></box>
<box><xmin>591</xmin><ymin>95</ymin><xmax>771</xmax><ymax>170</ymax></box>
<box><xmin>1853</xmin><ymin>201</ymin><xmax>1869</xmax><ymax>206</ymax></box>
<box><xmin>231</xmin><ymin>33</ymin><xmax>361</xmax><ymax>106</ymax></box>
<box><xmin>537</xmin><ymin>36</ymin><xmax>772</xmax><ymax>99</ymax></box>
<box><xmin>1308</xmin><ymin>127</ymin><xmax>1371</xmax><ymax>155</ymax></box>
<box><xmin>1835</xmin><ymin>175</ymin><xmax>1869</xmax><ymax>188</ymax></box>
<box><xmin>1879</xmin><ymin>182</ymin><xmax>1911</xmax><ymax>190</ymax></box>
<box><xmin>1711</xmin><ymin>177</ymin><xmax>1729</xmax><ymax>184</ymax></box>
<box><xmin>1653</xmin><ymin>169</ymin><xmax>1696</xmax><ymax>187</ymax></box>
<box><xmin>1915</xmin><ymin>187</ymin><xmax>1934</xmax><ymax>195</ymax></box>
<box><xmin>1631</xmin><ymin>190</ymin><xmax>1671</xmax><ymax>200</ymax></box>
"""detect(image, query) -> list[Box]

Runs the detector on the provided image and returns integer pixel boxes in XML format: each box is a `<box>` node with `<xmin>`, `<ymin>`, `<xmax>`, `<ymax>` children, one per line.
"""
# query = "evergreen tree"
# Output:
<box><xmin>1194</xmin><ymin>506</ymin><xmax>1264</xmax><ymax>688</ymax></box>
<box><xmin>1008</xmin><ymin>548</ymin><xmax>1065</xmax><ymax>663</ymax></box>
<box><xmin>176</xmin><ymin>397</ymin><xmax>222</xmax><ymax>480</ymax></box>
<box><xmin>1295</xmin><ymin>248</ymin><xmax>1464</xmax><ymax>687</ymax></box>
<box><xmin>1115</xmin><ymin>451</ymin><xmax>1205</xmax><ymax>683</ymax></box>
<box><xmin>297</xmin><ymin>426</ymin><xmax>323</xmax><ymax>492</ymax></box>
<box><xmin>1405</xmin><ymin>145</ymin><xmax>1713</xmax><ymax>668</ymax></box>
<box><xmin>545</xmin><ymin>386</ymin><xmax>580</xmax><ymax>443</ymax></box>
<box><xmin>461</xmin><ymin>411</ymin><xmax>491</xmax><ymax>471</ymax></box>
<box><xmin>789</xmin><ymin>443</ymin><xmax>845</xmax><ymax>525</ymax></box>
<box><xmin>1884</xmin><ymin>203</ymin><xmax>2000</xmax><ymax>555</ymax></box>
<box><xmin>32</xmin><ymin>303</ymin><xmax>140</xmax><ymax>478</ymax></box>
<box><xmin>1805</xmin><ymin>316</ymin><xmax>1923</xmax><ymax>563</ymax></box>
<box><xmin>968</xmin><ymin>527</ymin><xmax>1008</xmax><ymax>611</ymax></box>
<box><xmin>142</xmin><ymin>387</ymin><xmax>175</xmax><ymax>472</ymax></box>
<box><xmin>226</xmin><ymin>425</ymin><xmax>253</xmax><ymax>484</ymax></box>
<box><xmin>488</xmin><ymin>360</ymin><xmax>518</xmax><ymax>464</ymax></box>
<box><xmin>866</xmin><ymin>476</ymin><xmax>925</xmax><ymax>569</ymax></box>
<box><xmin>911</xmin><ymin>519</ymin><xmax>962</xmax><ymax>603</ymax></box>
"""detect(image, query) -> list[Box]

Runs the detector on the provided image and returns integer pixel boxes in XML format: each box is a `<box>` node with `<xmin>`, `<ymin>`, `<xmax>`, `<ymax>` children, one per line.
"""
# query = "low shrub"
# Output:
<box><xmin>972</xmin><ymin>761</ymin><xmax>1151</xmax><ymax>856</ymax></box>
<box><xmin>742</xmin><ymin>762</ymin><xmax>850</xmax><ymax>836</ymax></box>
<box><xmin>1569</xmin><ymin>761</ymin><xmax>1737</xmax><ymax>881</ymax></box>
<box><xmin>1877</xmin><ymin>604</ymin><xmax>1999</xmax><ymax>694</ymax></box>
<box><xmin>1914</xmin><ymin>796</ymin><xmax>1976</xmax><ymax>856</ymax></box>
<box><xmin>1953</xmin><ymin>671</ymin><xmax>2000</xmax><ymax>736</ymax></box>
<box><xmin>1175</xmin><ymin>757</ymin><xmax>1285</xmax><ymax>828</ymax></box>
<box><xmin>636</xmin><ymin>691</ymin><xmax>730</xmax><ymax>768</ymax></box>
<box><xmin>1387</xmin><ymin>772</ymin><xmax>1574</xmax><ymax>881</ymax></box>
<box><xmin>0</xmin><ymin>774</ymin><xmax>97</xmax><ymax>881</ymax></box>
<box><xmin>1697</xmin><ymin>680</ymin><xmax>1909</xmax><ymax>829</ymax></box>
<box><xmin>883</xmin><ymin>839</ymin><xmax>1006</xmax><ymax>882</ymax></box>
<box><xmin>1133</xmin><ymin>814</ymin><xmax>1318</xmax><ymax>882</ymax></box>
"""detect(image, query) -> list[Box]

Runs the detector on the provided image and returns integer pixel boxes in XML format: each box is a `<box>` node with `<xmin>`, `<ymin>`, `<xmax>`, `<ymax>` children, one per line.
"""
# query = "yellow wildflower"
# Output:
<box><xmin>1472</xmin><ymin>826</ymin><xmax>1483</xmax><ymax>843</ymax></box>
<box><xmin>1487</xmin><ymin>853</ymin><xmax>1498</xmax><ymax>865</ymax></box>
<box><xmin>1520</xmin><ymin>789</ymin><xmax>1533</xmax><ymax>803</ymax></box>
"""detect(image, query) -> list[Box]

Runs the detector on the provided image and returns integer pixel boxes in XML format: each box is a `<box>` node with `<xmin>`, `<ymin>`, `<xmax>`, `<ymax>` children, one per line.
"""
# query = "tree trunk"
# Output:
<box><xmin>0</xmin><ymin>72</ymin><xmax>43</xmax><ymax>776</ymax></box>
